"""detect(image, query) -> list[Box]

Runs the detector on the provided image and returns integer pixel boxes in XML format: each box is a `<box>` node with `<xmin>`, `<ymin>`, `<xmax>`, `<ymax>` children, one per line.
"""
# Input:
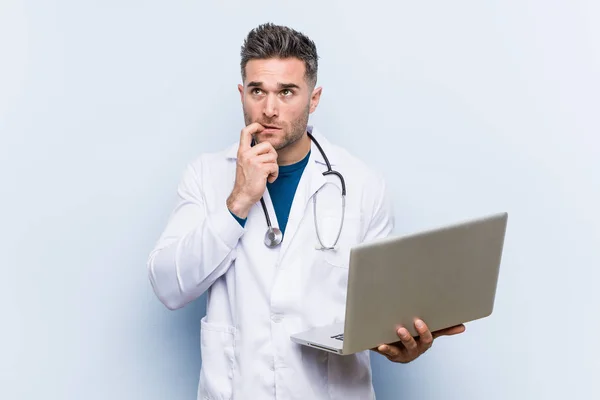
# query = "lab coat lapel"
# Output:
<box><xmin>278</xmin><ymin>147</ymin><xmax>327</xmax><ymax>261</ymax></box>
<box><xmin>261</xmin><ymin>184</ymin><xmax>280</xmax><ymax>235</ymax></box>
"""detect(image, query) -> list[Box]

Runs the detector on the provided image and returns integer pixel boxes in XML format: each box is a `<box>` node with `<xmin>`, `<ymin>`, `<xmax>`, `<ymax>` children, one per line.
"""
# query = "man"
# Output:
<box><xmin>148</xmin><ymin>23</ymin><xmax>464</xmax><ymax>399</ymax></box>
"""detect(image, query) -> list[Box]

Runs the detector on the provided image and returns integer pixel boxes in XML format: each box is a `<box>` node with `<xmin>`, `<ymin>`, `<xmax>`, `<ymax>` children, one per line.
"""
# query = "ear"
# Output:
<box><xmin>238</xmin><ymin>84</ymin><xmax>244</xmax><ymax>104</ymax></box>
<box><xmin>309</xmin><ymin>86</ymin><xmax>323</xmax><ymax>114</ymax></box>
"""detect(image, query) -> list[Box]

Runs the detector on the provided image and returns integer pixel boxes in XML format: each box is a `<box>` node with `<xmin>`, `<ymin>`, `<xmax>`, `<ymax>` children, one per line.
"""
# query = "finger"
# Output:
<box><xmin>377</xmin><ymin>344</ymin><xmax>401</xmax><ymax>359</ymax></box>
<box><xmin>414</xmin><ymin>319</ymin><xmax>434</xmax><ymax>349</ymax></box>
<box><xmin>432</xmin><ymin>324</ymin><xmax>466</xmax><ymax>339</ymax></box>
<box><xmin>397</xmin><ymin>327</ymin><xmax>418</xmax><ymax>356</ymax></box>
<box><xmin>254</xmin><ymin>153</ymin><xmax>278</xmax><ymax>164</ymax></box>
<box><xmin>240</xmin><ymin>122</ymin><xmax>265</xmax><ymax>149</ymax></box>
<box><xmin>265</xmin><ymin>163</ymin><xmax>279</xmax><ymax>183</ymax></box>
<box><xmin>249</xmin><ymin>141</ymin><xmax>277</xmax><ymax>156</ymax></box>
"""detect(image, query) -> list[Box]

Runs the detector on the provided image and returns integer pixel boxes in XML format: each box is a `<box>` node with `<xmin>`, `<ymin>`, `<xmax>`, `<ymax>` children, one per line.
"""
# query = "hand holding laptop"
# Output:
<box><xmin>372</xmin><ymin>318</ymin><xmax>465</xmax><ymax>363</ymax></box>
<box><xmin>290</xmin><ymin>213</ymin><xmax>507</xmax><ymax>357</ymax></box>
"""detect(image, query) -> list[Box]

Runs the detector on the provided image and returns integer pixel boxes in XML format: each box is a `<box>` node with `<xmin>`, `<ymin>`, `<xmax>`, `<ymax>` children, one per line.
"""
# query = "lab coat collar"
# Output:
<box><xmin>224</xmin><ymin>125</ymin><xmax>338</xmax><ymax>167</ymax></box>
<box><xmin>276</xmin><ymin>137</ymin><xmax>329</xmax><ymax>261</ymax></box>
<box><xmin>223</xmin><ymin>125</ymin><xmax>340</xmax><ymax>260</ymax></box>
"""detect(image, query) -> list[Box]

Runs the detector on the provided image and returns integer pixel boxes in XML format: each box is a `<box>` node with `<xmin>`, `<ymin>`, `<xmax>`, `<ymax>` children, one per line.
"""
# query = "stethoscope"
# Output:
<box><xmin>259</xmin><ymin>131</ymin><xmax>346</xmax><ymax>250</ymax></box>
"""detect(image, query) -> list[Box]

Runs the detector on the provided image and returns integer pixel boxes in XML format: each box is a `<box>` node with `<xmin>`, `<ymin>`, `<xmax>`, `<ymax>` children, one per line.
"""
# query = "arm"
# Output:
<box><xmin>147</xmin><ymin>161</ymin><xmax>245</xmax><ymax>310</ymax></box>
<box><xmin>147</xmin><ymin>122</ymin><xmax>277</xmax><ymax>310</ymax></box>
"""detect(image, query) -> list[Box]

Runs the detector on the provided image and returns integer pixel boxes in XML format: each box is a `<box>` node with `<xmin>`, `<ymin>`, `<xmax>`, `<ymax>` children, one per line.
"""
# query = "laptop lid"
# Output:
<box><xmin>340</xmin><ymin>212</ymin><xmax>508</xmax><ymax>354</ymax></box>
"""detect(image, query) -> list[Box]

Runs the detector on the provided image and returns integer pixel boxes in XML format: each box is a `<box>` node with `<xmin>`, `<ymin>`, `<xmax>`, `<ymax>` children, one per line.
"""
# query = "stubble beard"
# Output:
<box><xmin>243</xmin><ymin>105</ymin><xmax>310</xmax><ymax>151</ymax></box>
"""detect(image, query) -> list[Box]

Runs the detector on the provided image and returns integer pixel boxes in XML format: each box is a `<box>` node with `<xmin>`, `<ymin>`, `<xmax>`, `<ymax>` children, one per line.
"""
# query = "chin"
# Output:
<box><xmin>256</xmin><ymin>133</ymin><xmax>286</xmax><ymax>150</ymax></box>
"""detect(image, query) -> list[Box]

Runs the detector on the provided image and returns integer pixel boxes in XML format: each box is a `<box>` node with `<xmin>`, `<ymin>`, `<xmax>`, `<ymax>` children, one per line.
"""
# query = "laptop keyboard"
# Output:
<box><xmin>331</xmin><ymin>333</ymin><xmax>344</xmax><ymax>341</ymax></box>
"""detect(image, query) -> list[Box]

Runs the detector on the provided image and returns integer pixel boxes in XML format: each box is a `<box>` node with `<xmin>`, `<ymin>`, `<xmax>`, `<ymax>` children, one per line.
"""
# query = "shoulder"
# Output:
<box><xmin>310</xmin><ymin>126</ymin><xmax>392</xmax><ymax>221</ymax></box>
<box><xmin>331</xmin><ymin>142</ymin><xmax>389</xmax><ymax>212</ymax></box>
<box><xmin>312</xmin><ymin>127</ymin><xmax>387</xmax><ymax>191</ymax></box>
<box><xmin>317</xmin><ymin>132</ymin><xmax>394</xmax><ymax>240</ymax></box>
<box><xmin>185</xmin><ymin>141</ymin><xmax>238</xmax><ymax>175</ymax></box>
<box><xmin>176</xmin><ymin>141</ymin><xmax>238</xmax><ymax>192</ymax></box>
<box><xmin>334</xmin><ymin>145</ymin><xmax>383</xmax><ymax>181</ymax></box>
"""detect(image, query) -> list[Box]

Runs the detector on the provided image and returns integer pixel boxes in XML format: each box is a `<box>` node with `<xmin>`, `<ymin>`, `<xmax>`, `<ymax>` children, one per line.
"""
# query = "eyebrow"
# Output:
<box><xmin>247</xmin><ymin>81</ymin><xmax>301</xmax><ymax>90</ymax></box>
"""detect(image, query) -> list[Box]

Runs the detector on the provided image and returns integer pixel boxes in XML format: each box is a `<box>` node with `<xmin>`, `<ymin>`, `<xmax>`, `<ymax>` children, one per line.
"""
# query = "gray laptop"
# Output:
<box><xmin>290</xmin><ymin>212</ymin><xmax>508</xmax><ymax>355</ymax></box>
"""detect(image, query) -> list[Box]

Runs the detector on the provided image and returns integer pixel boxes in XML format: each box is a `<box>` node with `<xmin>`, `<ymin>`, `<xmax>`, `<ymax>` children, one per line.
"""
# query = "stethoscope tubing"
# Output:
<box><xmin>259</xmin><ymin>131</ymin><xmax>346</xmax><ymax>249</ymax></box>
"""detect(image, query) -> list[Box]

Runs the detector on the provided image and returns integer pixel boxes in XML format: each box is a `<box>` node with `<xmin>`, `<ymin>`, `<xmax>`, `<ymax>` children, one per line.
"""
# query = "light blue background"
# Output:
<box><xmin>1</xmin><ymin>1</ymin><xmax>598</xmax><ymax>399</ymax></box>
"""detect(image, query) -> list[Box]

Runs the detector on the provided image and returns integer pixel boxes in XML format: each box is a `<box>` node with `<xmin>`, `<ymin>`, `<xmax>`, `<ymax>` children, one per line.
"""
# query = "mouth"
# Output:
<box><xmin>261</xmin><ymin>125</ymin><xmax>282</xmax><ymax>134</ymax></box>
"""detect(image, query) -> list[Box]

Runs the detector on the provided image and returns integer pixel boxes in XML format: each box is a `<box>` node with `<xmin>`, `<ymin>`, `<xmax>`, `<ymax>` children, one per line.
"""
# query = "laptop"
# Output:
<box><xmin>290</xmin><ymin>212</ymin><xmax>508</xmax><ymax>355</ymax></box>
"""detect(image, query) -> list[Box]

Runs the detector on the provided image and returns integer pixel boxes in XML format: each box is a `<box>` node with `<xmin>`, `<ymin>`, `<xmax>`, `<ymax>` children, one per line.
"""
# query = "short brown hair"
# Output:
<box><xmin>240</xmin><ymin>23</ymin><xmax>319</xmax><ymax>87</ymax></box>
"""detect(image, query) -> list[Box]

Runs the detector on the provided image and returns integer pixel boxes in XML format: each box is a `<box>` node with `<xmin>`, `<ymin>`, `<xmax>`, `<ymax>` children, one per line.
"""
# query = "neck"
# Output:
<box><xmin>277</xmin><ymin>132</ymin><xmax>311</xmax><ymax>166</ymax></box>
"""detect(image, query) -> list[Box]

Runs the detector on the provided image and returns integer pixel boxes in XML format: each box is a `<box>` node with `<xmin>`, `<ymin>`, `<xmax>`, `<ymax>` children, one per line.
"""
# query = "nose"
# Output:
<box><xmin>263</xmin><ymin>94</ymin><xmax>278</xmax><ymax>118</ymax></box>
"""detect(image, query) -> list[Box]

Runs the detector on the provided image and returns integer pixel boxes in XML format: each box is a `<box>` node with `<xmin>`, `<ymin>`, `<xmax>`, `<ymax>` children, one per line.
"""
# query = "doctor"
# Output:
<box><xmin>148</xmin><ymin>23</ymin><xmax>464</xmax><ymax>400</ymax></box>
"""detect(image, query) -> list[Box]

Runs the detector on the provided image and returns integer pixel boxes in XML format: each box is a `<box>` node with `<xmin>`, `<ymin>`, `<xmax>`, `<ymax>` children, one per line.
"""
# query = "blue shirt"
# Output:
<box><xmin>230</xmin><ymin>151</ymin><xmax>311</xmax><ymax>237</ymax></box>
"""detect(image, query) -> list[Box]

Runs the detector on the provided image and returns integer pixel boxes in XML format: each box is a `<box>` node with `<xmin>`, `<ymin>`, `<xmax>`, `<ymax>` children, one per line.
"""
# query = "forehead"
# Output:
<box><xmin>244</xmin><ymin>57</ymin><xmax>306</xmax><ymax>86</ymax></box>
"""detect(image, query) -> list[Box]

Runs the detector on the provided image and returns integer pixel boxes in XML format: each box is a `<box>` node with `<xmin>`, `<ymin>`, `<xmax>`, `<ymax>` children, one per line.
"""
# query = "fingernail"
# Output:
<box><xmin>415</xmin><ymin>320</ymin><xmax>424</xmax><ymax>329</ymax></box>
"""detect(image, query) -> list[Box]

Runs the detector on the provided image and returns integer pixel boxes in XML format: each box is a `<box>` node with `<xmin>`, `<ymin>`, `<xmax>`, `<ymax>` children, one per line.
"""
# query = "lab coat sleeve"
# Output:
<box><xmin>147</xmin><ymin>160</ymin><xmax>244</xmax><ymax>310</ymax></box>
<box><xmin>361</xmin><ymin>172</ymin><xmax>395</xmax><ymax>242</ymax></box>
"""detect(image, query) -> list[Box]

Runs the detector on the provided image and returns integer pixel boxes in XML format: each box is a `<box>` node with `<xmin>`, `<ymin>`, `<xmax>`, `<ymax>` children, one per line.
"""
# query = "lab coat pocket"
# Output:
<box><xmin>319</xmin><ymin>213</ymin><xmax>361</xmax><ymax>269</ymax></box>
<box><xmin>327</xmin><ymin>350</ymin><xmax>375</xmax><ymax>399</ymax></box>
<box><xmin>199</xmin><ymin>316</ymin><xmax>236</xmax><ymax>400</ymax></box>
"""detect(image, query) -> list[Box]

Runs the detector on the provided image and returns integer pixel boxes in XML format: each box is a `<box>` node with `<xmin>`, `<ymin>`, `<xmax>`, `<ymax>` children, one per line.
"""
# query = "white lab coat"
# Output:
<box><xmin>148</xmin><ymin>126</ymin><xmax>394</xmax><ymax>400</ymax></box>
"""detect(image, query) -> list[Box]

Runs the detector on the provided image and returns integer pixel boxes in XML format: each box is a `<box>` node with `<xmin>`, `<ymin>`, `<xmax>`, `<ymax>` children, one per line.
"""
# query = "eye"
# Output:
<box><xmin>281</xmin><ymin>89</ymin><xmax>293</xmax><ymax>96</ymax></box>
<box><xmin>251</xmin><ymin>88</ymin><xmax>263</xmax><ymax>95</ymax></box>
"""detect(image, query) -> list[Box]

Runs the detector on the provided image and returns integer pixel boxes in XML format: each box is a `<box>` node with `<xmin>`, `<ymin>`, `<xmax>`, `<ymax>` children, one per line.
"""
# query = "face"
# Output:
<box><xmin>238</xmin><ymin>57</ymin><xmax>322</xmax><ymax>151</ymax></box>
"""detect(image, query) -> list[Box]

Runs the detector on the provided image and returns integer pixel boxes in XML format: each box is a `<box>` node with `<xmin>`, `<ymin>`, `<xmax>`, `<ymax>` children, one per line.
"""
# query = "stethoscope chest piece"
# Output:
<box><xmin>264</xmin><ymin>226</ymin><xmax>283</xmax><ymax>248</ymax></box>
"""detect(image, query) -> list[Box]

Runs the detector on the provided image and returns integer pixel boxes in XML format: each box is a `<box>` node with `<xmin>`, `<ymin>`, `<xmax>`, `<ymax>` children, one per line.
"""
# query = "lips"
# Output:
<box><xmin>261</xmin><ymin>125</ymin><xmax>282</xmax><ymax>134</ymax></box>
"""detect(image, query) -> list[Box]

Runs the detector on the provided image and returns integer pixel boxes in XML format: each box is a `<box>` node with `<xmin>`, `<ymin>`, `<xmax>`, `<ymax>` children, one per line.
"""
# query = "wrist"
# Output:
<box><xmin>227</xmin><ymin>192</ymin><xmax>253</xmax><ymax>219</ymax></box>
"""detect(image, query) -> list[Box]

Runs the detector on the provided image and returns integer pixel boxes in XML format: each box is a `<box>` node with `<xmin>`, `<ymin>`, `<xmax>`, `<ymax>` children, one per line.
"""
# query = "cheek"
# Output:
<box><xmin>243</xmin><ymin>102</ymin><xmax>260</xmax><ymax>118</ymax></box>
<box><xmin>281</xmin><ymin>104</ymin><xmax>305</xmax><ymax>122</ymax></box>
